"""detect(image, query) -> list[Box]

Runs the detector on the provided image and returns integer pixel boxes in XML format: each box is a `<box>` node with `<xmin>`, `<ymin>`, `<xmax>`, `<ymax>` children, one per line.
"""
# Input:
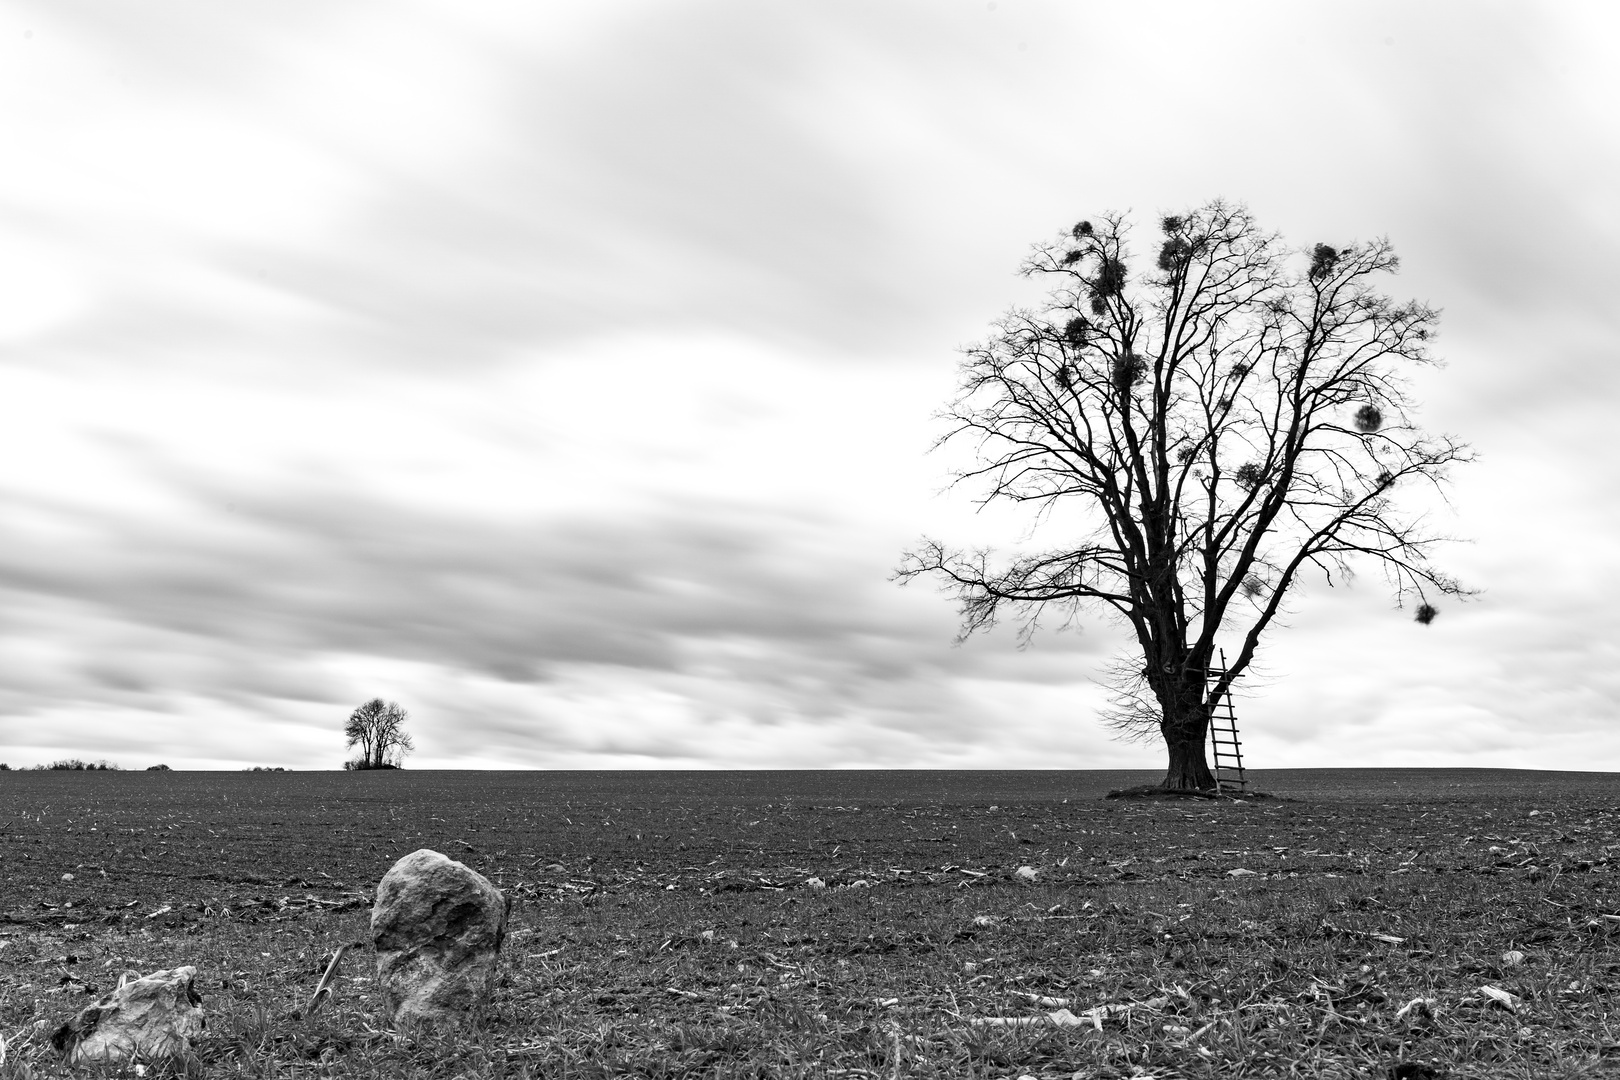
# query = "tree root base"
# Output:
<box><xmin>1104</xmin><ymin>784</ymin><xmax>1278</xmax><ymax>801</ymax></box>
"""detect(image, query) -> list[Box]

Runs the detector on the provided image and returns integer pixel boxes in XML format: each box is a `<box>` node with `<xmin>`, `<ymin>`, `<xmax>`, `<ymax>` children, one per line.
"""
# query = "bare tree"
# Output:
<box><xmin>344</xmin><ymin>698</ymin><xmax>415</xmax><ymax>770</ymax></box>
<box><xmin>898</xmin><ymin>200</ymin><xmax>1473</xmax><ymax>791</ymax></box>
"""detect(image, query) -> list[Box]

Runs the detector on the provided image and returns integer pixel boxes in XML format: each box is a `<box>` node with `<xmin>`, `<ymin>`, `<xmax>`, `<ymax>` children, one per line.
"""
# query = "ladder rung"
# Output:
<box><xmin>1207</xmin><ymin>650</ymin><xmax>1249</xmax><ymax>789</ymax></box>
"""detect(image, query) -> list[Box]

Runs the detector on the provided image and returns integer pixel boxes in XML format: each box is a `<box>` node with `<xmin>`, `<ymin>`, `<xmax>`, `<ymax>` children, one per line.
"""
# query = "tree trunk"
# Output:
<box><xmin>1162</xmin><ymin>731</ymin><xmax>1216</xmax><ymax>791</ymax></box>
<box><xmin>1159</xmin><ymin>695</ymin><xmax>1216</xmax><ymax>791</ymax></box>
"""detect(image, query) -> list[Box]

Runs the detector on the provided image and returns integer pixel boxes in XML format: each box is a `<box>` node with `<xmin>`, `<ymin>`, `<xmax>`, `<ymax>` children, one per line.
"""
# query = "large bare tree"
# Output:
<box><xmin>344</xmin><ymin>698</ymin><xmax>415</xmax><ymax>770</ymax></box>
<box><xmin>898</xmin><ymin>200</ymin><xmax>1473</xmax><ymax>790</ymax></box>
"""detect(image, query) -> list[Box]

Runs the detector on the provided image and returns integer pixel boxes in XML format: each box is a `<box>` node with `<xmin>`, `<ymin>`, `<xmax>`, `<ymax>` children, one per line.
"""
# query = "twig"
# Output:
<box><xmin>1321</xmin><ymin>920</ymin><xmax>1404</xmax><ymax>944</ymax></box>
<box><xmin>305</xmin><ymin>943</ymin><xmax>358</xmax><ymax>1017</ymax></box>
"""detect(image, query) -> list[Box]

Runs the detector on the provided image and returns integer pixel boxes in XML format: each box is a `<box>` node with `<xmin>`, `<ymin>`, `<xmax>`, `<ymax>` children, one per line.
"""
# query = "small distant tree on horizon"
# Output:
<box><xmin>344</xmin><ymin>698</ymin><xmax>415</xmax><ymax>770</ymax></box>
<box><xmin>898</xmin><ymin>200</ymin><xmax>1474</xmax><ymax>792</ymax></box>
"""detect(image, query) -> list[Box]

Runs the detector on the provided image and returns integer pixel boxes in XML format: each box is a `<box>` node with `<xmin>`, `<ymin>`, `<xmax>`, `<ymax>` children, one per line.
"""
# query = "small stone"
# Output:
<box><xmin>372</xmin><ymin>849</ymin><xmax>509</xmax><ymax>1028</ymax></box>
<box><xmin>51</xmin><ymin>967</ymin><xmax>205</xmax><ymax>1065</ymax></box>
<box><xmin>1015</xmin><ymin>866</ymin><xmax>1038</xmax><ymax>882</ymax></box>
<box><xmin>61</xmin><ymin>873</ymin><xmax>73</xmax><ymax>881</ymax></box>
<box><xmin>1501</xmin><ymin>950</ymin><xmax>1526</xmax><ymax>967</ymax></box>
<box><xmin>804</xmin><ymin>877</ymin><xmax>826</xmax><ymax>889</ymax></box>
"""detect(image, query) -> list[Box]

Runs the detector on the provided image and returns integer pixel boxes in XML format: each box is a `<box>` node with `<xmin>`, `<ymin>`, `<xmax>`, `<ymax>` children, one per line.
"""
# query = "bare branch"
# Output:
<box><xmin>900</xmin><ymin>200</ymin><xmax>1474</xmax><ymax>790</ymax></box>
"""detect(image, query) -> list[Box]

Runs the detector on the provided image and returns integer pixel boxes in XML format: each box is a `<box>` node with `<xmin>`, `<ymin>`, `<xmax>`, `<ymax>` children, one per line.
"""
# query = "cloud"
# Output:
<box><xmin>1</xmin><ymin>1</ymin><xmax>1618</xmax><ymax>770</ymax></box>
<box><xmin>0</xmin><ymin>329</ymin><xmax>1125</xmax><ymax>768</ymax></box>
<box><xmin>0</xmin><ymin>470</ymin><xmax>1122</xmax><ymax>768</ymax></box>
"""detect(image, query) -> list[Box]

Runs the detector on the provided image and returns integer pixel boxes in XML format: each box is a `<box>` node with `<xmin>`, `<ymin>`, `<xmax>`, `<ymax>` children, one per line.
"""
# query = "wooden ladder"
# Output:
<box><xmin>1205</xmin><ymin>650</ymin><xmax>1249</xmax><ymax>794</ymax></box>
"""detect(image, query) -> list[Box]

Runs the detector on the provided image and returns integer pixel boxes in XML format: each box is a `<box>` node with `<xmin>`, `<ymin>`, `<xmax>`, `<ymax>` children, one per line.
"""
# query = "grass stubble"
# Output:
<box><xmin>0</xmin><ymin>769</ymin><xmax>1616</xmax><ymax>1078</ymax></box>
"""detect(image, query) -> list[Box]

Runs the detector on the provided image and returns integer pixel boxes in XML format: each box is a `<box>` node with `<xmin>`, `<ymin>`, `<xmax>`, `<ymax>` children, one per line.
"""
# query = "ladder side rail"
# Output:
<box><xmin>1206</xmin><ymin>648</ymin><xmax>1249</xmax><ymax>792</ymax></box>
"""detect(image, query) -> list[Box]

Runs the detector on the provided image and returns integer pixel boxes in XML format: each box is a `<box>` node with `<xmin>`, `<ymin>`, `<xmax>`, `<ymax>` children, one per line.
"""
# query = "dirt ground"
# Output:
<box><xmin>3</xmin><ymin>767</ymin><xmax>1617</xmax><ymax>931</ymax></box>
<box><xmin>2</xmin><ymin>768</ymin><xmax>1618</xmax><ymax>1078</ymax></box>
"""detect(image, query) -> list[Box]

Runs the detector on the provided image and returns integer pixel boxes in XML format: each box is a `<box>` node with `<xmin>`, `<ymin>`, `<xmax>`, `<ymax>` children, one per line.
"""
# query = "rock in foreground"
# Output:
<box><xmin>51</xmin><ymin>966</ymin><xmax>206</xmax><ymax>1065</ymax></box>
<box><xmin>372</xmin><ymin>848</ymin><xmax>509</xmax><ymax>1027</ymax></box>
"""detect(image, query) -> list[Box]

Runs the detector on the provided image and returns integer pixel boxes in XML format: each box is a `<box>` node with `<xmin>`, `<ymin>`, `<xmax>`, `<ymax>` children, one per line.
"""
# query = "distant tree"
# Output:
<box><xmin>344</xmin><ymin>699</ymin><xmax>415</xmax><ymax>770</ymax></box>
<box><xmin>146</xmin><ymin>764</ymin><xmax>172</xmax><ymax>771</ymax></box>
<box><xmin>898</xmin><ymin>201</ymin><xmax>1474</xmax><ymax>791</ymax></box>
<box><xmin>38</xmin><ymin>758</ymin><xmax>120</xmax><ymax>771</ymax></box>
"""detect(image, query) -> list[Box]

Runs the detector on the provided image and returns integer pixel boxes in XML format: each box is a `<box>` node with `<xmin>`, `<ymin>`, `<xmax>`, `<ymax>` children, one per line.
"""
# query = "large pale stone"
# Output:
<box><xmin>372</xmin><ymin>848</ymin><xmax>509</xmax><ymax>1027</ymax></box>
<box><xmin>51</xmin><ymin>966</ymin><xmax>206</xmax><ymax>1065</ymax></box>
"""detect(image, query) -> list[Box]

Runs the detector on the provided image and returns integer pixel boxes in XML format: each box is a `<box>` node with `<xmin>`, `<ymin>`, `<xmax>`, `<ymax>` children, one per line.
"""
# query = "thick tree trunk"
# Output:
<box><xmin>1162</xmin><ymin>730</ymin><xmax>1216</xmax><ymax>791</ymax></box>
<box><xmin>1159</xmin><ymin>692</ymin><xmax>1216</xmax><ymax>791</ymax></box>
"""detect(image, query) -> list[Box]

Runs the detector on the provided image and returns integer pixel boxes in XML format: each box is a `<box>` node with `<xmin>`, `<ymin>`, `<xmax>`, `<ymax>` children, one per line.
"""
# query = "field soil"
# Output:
<box><xmin>1</xmin><ymin>768</ymin><xmax>1618</xmax><ymax>1078</ymax></box>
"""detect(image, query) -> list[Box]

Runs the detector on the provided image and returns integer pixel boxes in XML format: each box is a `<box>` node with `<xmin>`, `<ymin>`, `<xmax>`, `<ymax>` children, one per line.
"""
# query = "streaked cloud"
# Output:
<box><xmin>0</xmin><ymin>1</ymin><xmax>1616</xmax><ymax>770</ymax></box>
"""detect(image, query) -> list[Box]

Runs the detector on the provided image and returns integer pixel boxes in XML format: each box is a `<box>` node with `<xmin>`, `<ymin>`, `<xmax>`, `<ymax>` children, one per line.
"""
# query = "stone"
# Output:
<box><xmin>372</xmin><ymin>848</ymin><xmax>509</xmax><ymax>1027</ymax></box>
<box><xmin>51</xmin><ymin>966</ymin><xmax>205</xmax><ymax>1066</ymax></box>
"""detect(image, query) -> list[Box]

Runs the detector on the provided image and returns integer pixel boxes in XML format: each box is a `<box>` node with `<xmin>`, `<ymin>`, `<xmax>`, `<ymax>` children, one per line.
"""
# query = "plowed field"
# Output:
<box><xmin>2</xmin><ymin>768</ymin><xmax>1618</xmax><ymax>1078</ymax></box>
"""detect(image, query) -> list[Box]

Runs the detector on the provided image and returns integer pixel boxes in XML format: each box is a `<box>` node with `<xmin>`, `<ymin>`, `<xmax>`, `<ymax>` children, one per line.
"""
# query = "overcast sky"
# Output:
<box><xmin>2</xmin><ymin>1</ymin><xmax>1617</xmax><ymax>771</ymax></box>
